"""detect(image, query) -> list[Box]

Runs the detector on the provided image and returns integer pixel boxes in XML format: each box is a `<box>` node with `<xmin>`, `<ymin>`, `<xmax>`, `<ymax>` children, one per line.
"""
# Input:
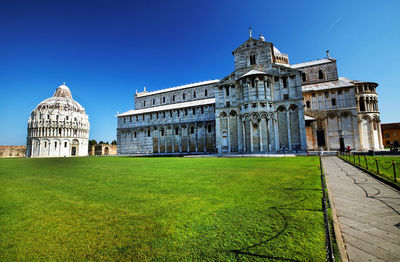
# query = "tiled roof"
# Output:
<box><xmin>291</xmin><ymin>59</ymin><xmax>333</xmax><ymax>69</ymax></box>
<box><xmin>118</xmin><ymin>98</ymin><xmax>215</xmax><ymax>116</ymax></box>
<box><xmin>136</xmin><ymin>80</ymin><xmax>220</xmax><ymax>97</ymax></box>
<box><xmin>302</xmin><ymin>77</ymin><xmax>355</xmax><ymax>92</ymax></box>
<box><xmin>381</xmin><ymin>123</ymin><xmax>400</xmax><ymax>130</ymax></box>
<box><xmin>239</xmin><ymin>69</ymin><xmax>267</xmax><ymax>79</ymax></box>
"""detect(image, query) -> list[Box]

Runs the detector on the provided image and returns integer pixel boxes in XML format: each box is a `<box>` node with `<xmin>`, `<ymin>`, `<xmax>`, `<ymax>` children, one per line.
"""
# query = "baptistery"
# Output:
<box><xmin>26</xmin><ymin>83</ymin><xmax>90</xmax><ymax>157</ymax></box>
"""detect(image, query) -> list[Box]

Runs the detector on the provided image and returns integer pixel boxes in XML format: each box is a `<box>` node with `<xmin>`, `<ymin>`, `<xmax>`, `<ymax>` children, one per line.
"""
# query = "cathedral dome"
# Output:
<box><xmin>26</xmin><ymin>83</ymin><xmax>90</xmax><ymax>158</ymax></box>
<box><xmin>34</xmin><ymin>84</ymin><xmax>85</xmax><ymax>113</ymax></box>
<box><xmin>273</xmin><ymin>46</ymin><xmax>281</xmax><ymax>55</ymax></box>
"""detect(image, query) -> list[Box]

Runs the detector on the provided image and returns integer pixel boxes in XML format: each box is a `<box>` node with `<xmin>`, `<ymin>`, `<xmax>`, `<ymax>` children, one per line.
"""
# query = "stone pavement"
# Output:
<box><xmin>322</xmin><ymin>156</ymin><xmax>400</xmax><ymax>262</ymax></box>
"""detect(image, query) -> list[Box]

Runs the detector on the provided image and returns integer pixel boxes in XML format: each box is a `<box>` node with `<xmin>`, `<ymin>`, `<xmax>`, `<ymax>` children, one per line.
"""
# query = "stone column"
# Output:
<box><xmin>179</xmin><ymin>125</ymin><xmax>182</xmax><ymax>153</ymax></box>
<box><xmin>267</xmin><ymin>118</ymin><xmax>273</xmax><ymax>151</ymax></box>
<box><xmin>324</xmin><ymin>118</ymin><xmax>330</xmax><ymax>151</ymax></box>
<box><xmin>187</xmin><ymin>126</ymin><xmax>189</xmax><ymax>152</ymax></box>
<box><xmin>157</xmin><ymin>128</ymin><xmax>160</xmax><ymax>153</ymax></box>
<box><xmin>237</xmin><ymin>116</ymin><xmax>242</xmax><ymax>152</ymax></box>
<box><xmin>172</xmin><ymin>126</ymin><xmax>174</xmax><ymax>153</ymax></box>
<box><xmin>250</xmin><ymin>121</ymin><xmax>254</xmax><ymax>152</ymax></box>
<box><xmin>165</xmin><ymin>127</ymin><xmax>167</xmax><ymax>153</ymax></box>
<box><xmin>227</xmin><ymin>115</ymin><xmax>231</xmax><ymax>153</ymax></box>
<box><xmin>215</xmin><ymin>116</ymin><xmax>221</xmax><ymax>153</ymax></box>
<box><xmin>286</xmin><ymin>110</ymin><xmax>292</xmax><ymax>151</ymax></box>
<box><xmin>259</xmin><ymin>119</ymin><xmax>263</xmax><ymax>152</ymax></box>
<box><xmin>358</xmin><ymin>119</ymin><xmax>363</xmax><ymax>151</ymax></box>
<box><xmin>242</xmin><ymin>120</ymin><xmax>246</xmax><ymax>152</ymax></box>
<box><xmin>369</xmin><ymin>120</ymin><xmax>375</xmax><ymax>150</ymax></box>
<box><xmin>204</xmin><ymin>123</ymin><xmax>207</xmax><ymax>152</ymax></box>
<box><xmin>274</xmin><ymin>117</ymin><xmax>279</xmax><ymax>151</ymax></box>
<box><xmin>298</xmin><ymin>107</ymin><xmax>307</xmax><ymax>151</ymax></box>
<box><xmin>195</xmin><ymin>123</ymin><xmax>198</xmax><ymax>153</ymax></box>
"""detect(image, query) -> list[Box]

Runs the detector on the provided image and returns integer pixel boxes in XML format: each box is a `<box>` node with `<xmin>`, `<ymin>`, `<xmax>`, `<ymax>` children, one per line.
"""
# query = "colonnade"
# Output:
<box><xmin>118</xmin><ymin>121</ymin><xmax>216</xmax><ymax>154</ymax></box>
<box><xmin>28</xmin><ymin>127</ymin><xmax>88</xmax><ymax>138</ymax></box>
<box><xmin>216</xmin><ymin>103</ymin><xmax>307</xmax><ymax>153</ymax></box>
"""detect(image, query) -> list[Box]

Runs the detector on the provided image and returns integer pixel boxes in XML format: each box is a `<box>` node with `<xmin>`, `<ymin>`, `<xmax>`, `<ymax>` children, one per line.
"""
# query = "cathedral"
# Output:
<box><xmin>117</xmin><ymin>31</ymin><xmax>383</xmax><ymax>154</ymax></box>
<box><xmin>26</xmin><ymin>84</ymin><xmax>90</xmax><ymax>157</ymax></box>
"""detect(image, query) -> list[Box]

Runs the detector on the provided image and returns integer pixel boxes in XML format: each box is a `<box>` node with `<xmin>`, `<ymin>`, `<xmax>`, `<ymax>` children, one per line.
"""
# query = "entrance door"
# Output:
<box><xmin>317</xmin><ymin>130</ymin><xmax>326</xmax><ymax>147</ymax></box>
<box><xmin>71</xmin><ymin>146</ymin><xmax>77</xmax><ymax>156</ymax></box>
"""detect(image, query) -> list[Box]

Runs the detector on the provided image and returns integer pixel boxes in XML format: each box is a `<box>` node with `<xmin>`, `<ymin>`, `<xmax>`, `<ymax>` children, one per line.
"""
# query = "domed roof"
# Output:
<box><xmin>34</xmin><ymin>84</ymin><xmax>85</xmax><ymax>113</ymax></box>
<box><xmin>273</xmin><ymin>46</ymin><xmax>281</xmax><ymax>55</ymax></box>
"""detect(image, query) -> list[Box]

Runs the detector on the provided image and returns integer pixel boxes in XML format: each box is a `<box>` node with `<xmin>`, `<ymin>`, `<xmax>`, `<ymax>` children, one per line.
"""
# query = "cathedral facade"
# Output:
<box><xmin>26</xmin><ymin>84</ymin><xmax>90</xmax><ymax>157</ymax></box>
<box><xmin>117</xmin><ymin>32</ymin><xmax>383</xmax><ymax>154</ymax></box>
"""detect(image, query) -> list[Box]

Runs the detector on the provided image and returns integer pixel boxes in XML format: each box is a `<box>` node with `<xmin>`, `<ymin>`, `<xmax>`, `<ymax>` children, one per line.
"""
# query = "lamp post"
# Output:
<box><xmin>338</xmin><ymin>129</ymin><xmax>345</xmax><ymax>152</ymax></box>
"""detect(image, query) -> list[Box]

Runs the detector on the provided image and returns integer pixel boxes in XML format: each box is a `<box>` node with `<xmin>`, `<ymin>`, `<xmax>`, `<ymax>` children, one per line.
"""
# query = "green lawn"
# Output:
<box><xmin>340</xmin><ymin>155</ymin><xmax>400</xmax><ymax>184</ymax></box>
<box><xmin>0</xmin><ymin>157</ymin><xmax>326</xmax><ymax>261</ymax></box>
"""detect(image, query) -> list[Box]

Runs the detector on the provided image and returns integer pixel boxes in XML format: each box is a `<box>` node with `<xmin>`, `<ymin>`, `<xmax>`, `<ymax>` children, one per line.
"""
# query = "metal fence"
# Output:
<box><xmin>339</xmin><ymin>153</ymin><xmax>399</xmax><ymax>184</ymax></box>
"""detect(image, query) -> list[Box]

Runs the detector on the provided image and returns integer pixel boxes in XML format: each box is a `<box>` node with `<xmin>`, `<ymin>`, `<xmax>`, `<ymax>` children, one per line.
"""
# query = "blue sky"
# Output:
<box><xmin>1</xmin><ymin>0</ymin><xmax>399</xmax><ymax>145</ymax></box>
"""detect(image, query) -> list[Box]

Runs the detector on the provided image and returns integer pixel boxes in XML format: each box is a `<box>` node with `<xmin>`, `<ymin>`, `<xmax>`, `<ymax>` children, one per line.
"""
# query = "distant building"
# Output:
<box><xmin>0</xmin><ymin>146</ymin><xmax>26</xmax><ymax>158</ymax></box>
<box><xmin>26</xmin><ymin>84</ymin><xmax>90</xmax><ymax>157</ymax></box>
<box><xmin>117</xmin><ymin>31</ymin><xmax>383</xmax><ymax>154</ymax></box>
<box><xmin>89</xmin><ymin>144</ymin><xmax>117</xmax><ymax>156</ymax></box>
<box><xmin>381</xmin><ymin>123</ymin><xmax>400</xmax><ymax>148</ymax></box>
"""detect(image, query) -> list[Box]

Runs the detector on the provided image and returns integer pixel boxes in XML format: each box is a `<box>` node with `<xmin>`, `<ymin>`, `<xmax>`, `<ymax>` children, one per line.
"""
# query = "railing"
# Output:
<box><xmin>338</xmin><ymin>152</ymin><xmax>399</xmax><ymax>185</ymax></box>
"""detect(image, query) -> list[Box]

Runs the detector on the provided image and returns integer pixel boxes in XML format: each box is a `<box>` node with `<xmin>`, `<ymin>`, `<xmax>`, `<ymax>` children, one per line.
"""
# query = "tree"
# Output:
<box><xmin>89</xmin><ymin>139</ymin><xmax>97</xmax><ymax>146</ymax></box>
<box><xmin>111</xmin><ymin>140</ymin><xmax>117</xmax><ymax>145</ymax></box>
<box><xmin>99</xmin><ymin>141</ymin><xmax>104</xmax><ymax>144</ymax></box>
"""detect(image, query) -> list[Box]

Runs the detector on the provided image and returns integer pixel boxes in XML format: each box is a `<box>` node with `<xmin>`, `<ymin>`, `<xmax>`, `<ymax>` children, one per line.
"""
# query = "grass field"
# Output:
<box><xmin>340</xmin><ymin>154</ymin><xmax>400</xmax><ymax>184</ymax></box>
<box><xmin>0</xmin><ymin>157</ymin><xmax>326</xmax><ymax>261</ymax></box>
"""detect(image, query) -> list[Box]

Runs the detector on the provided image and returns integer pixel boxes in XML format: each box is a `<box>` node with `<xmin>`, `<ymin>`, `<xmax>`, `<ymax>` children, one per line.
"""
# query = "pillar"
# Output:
<box><xmin>250</xmin><ymin>121</ymin><xmax>254</xmax><ymax>152</ymax></box>
<box><xmin>286</xmin><ymin>110</ymin><xmax>292</xmax><ymax>151</ymax></box>
<box><xmin>274</xmin><ymin>117</ymin><xmax>279</xmax><ymax>151</ymax></box>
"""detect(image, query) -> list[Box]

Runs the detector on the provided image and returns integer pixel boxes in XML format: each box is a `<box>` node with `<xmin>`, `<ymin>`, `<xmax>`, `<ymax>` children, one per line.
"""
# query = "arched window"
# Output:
<box><xmin>207</xmin><ymin>125</ymin><xmax>212</xmax><ymax>133</ymax></box>
<box><xmin>162</xmin><ymin>97</ymin><xmax>165</xmax><ymax>103</ymax></box>
<box><xmin>250</xmin><ymin>55</ymin><xmax>256</xmax><ymax>65</ymax></box>
<box><xmin>331</xmin><ymin>98</ymin><xmax>336</xmax><ymax>106</ymax></box>
<box><xmin>172</xmin><ymin>95</ymin><xmax>175</xmax><ymax>102</ymax></box>
<box><xmin>54</xmin><ymin>142</ymin><xmax>57</xmax><ymax>148</ymax></box>
<box><xmin>64</xmin><ymin>142</ymin><xmax>67</xmax><ymax>147</ymax></box>
<box><xmin>205</xmin><ymin>89</ymin><xmax>208</xmax><ymax>97</ymax></box>
<box><xmin>193</xmin><ymin>91</ymin><xmax>196</xmax><ymax>98</ymax></box>
<box><xmin>185</xmin><ymin>109</ymin><xmax>188</xmax><ymax>116</ymax></box>
<box><xmin>161</xmin><ymin>129</ymin><xmax>164</xmax><ymax>136</ymax></box>
<box><xmin>144</xmin><ymin>101</ymin><xmax>146</xmax><ymax>106</ymax></box>
<box><xmin>302</xmin><ymin>73</ymin><xmax>307</xmax><ymax>82</ymax></box>
<box><xmin>183</xmin><ymin>93</ymin><xmax>185</xmax><ymax>100</ymax></box>
<box><xmin>306</xmin><ymin>101</ymin><xmax>310</xmax><ymax>108</ymax></box>
<box><xmin>134</xmin><ymin>131</ymin><xmax>137</xmax><ymax>138</ymax></box>
<box><xmin>153</xmin><ymin>99</ymin><xmax>155</xmax><ymax>105</ymax></box>
<box><xmin>192</xmin><ymin>108</ymin><xmax>196</xmax><ymax>115</ymax></box>
<box><xmin>318</xmin><ymin>70</ymin><xmax>324</xmax><ymax>80</ymax></box>
<box><xmin>147</xmin><ymin>130</ymin><xmax>151</xmax><ymax>137</ymax></box>
<box><xmin>201</xmin><ymin>107</ymin><xmax>204</xmax><ymax>114</ymax></box>
<box><xmin>359</xmin><ymin>98</ymin><xmax>365</xmax><ymax>112</ymax></box>
<box><xmin>190</xmin><ymin>126</ymin><xmax>194</xmax><ymax>134</ymax></box>
<box><xmin>175</xmin><ymin>127</ymin><xmax>179</xmax><ymax>135</ymax></box>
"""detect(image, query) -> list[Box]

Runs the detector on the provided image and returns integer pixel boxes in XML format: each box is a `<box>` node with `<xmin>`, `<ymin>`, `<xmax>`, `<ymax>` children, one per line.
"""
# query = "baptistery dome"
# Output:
<box><xmin>26</xmin><ymin>83</ymin><xmax>90</xmax><ymax>157</ymax></box>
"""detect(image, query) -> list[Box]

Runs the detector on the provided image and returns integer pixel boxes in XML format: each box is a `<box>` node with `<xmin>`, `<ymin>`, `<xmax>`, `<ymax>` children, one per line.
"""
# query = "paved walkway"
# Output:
<box><xmin>322</xmin><ymin>156</ymin><xmax>400</xmax><ymax>262</ymax></box>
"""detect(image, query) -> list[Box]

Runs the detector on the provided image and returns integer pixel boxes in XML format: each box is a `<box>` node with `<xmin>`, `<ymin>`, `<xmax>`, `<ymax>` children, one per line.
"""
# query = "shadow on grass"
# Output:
<box><xmin>228</xmin><ymin>195</ymin><xmax>322</xmax><ymax>261</ymax></box>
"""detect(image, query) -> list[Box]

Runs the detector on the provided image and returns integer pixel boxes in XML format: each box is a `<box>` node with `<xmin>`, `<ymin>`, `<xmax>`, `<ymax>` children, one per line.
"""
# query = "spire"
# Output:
<box><xmin>249</xmin><ymin>27</ymin><xmax>252</xmax><ymax>38</ymax></box>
